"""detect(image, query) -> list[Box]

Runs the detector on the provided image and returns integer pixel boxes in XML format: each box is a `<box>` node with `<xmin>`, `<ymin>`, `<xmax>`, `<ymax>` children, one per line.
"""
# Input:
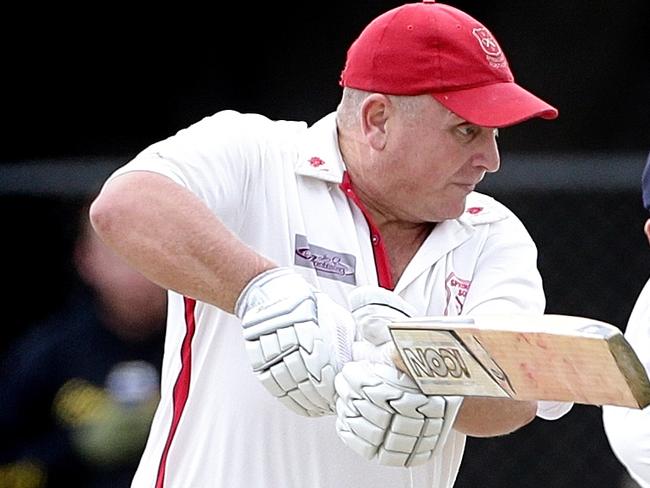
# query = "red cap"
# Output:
<box><xmin>340</xmin><ymin>1</ymin><xmax>558</xmax><ymax>128</ymax></box>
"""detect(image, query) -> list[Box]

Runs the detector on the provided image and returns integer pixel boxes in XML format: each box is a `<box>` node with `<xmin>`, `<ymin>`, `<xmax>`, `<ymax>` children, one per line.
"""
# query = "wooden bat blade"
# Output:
<box><xmin>388</xmin><ymin>314</ymin><xmax>650</xmax><ymax>409</ymax></box>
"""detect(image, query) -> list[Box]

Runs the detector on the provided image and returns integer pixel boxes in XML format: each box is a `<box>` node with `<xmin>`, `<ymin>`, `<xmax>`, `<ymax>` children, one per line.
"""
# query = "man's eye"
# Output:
<box><xmin>457</xmin><ymin>125</ymin><xmax>478</xmax><ymax>138</ymax></box>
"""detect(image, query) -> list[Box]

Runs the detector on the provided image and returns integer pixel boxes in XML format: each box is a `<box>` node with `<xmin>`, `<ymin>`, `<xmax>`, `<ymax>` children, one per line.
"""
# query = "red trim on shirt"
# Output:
<box><xmin>155</xmin><ymin>297</ymin><xmax>197</xmax><ymax>488</ymax></box>
<box><xmin>340</xmin><ymin>171</ymin><xmax>394</xmax><ymax>290</ymax></box>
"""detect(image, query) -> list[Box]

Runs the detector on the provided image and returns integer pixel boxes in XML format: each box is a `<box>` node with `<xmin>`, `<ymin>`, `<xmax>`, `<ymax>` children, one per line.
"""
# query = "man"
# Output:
<box><xmin>0</xmin><ymin>205</ymin><xmax>166</xmax><ymax>488</ymax></box>
<box><xmin>89</xmin><ymin>2</ymin><xmax>572</xmax><ymax>487</ymax></box>
<box><xmin>603</xmin><ymin>154</ymin><xmax>650</xmax><ymax>488</ymax></box>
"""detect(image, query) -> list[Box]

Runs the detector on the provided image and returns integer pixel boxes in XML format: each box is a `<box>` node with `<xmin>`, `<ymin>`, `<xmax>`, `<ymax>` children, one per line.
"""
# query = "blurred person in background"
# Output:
<box><xmin>0</xmin><ymin>202</ymin><xmax>167</xmax><ymax>488</ymax></box>
<box><xmin>603</xmin><ymin>154</ymin><xmax>650</xmax><ymax>488</ymax></box>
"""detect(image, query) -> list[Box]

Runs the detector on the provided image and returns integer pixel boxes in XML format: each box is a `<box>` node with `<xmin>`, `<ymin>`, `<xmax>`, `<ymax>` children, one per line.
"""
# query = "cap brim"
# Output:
<box><xmin>431</xmin><ymin>82</ymin><xmax>558</xmax><ymax>128</ymax></box>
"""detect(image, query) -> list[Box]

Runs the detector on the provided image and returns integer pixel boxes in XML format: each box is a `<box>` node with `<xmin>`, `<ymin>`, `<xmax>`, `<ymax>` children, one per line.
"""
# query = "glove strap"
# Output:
<box><xmin>235</xmin><ymin>267</ymin><xmax>310</xmax><ymax>319</ymax></box>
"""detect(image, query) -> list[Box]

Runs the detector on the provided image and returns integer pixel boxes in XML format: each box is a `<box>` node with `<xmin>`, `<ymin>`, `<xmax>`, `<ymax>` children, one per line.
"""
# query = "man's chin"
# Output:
<box><xmin>447</xmin><ymin>199</ymin><xmax>469</xmax><ymax>220</ymax></box>
<box><xmin>424</xmin><ymin>208</ymin><xmax>465</xmax><ymax>223</ymax></box>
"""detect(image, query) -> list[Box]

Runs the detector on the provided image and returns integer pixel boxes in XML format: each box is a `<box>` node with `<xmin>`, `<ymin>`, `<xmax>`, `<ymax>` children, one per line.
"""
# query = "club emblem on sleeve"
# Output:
<box><xmin>444</xmin><ymin>272</ymin><xmax>471</xmax><ymax>316</ymax></box>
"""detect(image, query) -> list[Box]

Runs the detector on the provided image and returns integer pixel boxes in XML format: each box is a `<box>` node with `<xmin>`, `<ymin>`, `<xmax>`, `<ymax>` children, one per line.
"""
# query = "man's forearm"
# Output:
<box><xmin>453</xmin><ymin>397</ymin><xmax>537</xmax><ymax>437</ymax></box>
<box><xmin>89</xmin><ymin>170</ymin><xmax>276</xmax><ymax>313</ymax></box>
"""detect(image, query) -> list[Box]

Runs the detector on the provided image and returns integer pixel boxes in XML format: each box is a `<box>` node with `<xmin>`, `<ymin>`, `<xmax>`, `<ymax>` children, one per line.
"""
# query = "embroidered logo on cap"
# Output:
<box><xmin>472</xmin><ymin>27</ymin><xmax>507</xmax><ymax>69</ymax></box>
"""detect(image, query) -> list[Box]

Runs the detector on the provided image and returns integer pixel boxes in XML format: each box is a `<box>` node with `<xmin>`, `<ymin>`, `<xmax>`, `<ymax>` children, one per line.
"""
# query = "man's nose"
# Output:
<box><xmin>481</xmin><ymin>129</ymin><xmax>500</xmax><ymax>173</ymax></box>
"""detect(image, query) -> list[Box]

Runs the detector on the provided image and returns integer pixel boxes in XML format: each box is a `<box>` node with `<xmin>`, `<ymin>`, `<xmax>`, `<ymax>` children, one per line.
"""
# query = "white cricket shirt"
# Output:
<box><xmin>603</xmin><ymin>279</ymin><xmax>650</xmax><ymax>488</ymax></box>
<box><xmin>108</xmin><ymin>110</ymin><xmax>571</xmax><ymax>488</ymax></box>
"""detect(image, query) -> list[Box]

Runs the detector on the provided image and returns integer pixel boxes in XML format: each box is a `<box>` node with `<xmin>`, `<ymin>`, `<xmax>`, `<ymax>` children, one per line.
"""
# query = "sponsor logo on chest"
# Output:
<box><xmin>294</xmin><ymin>234</ymin><xmax>357</xmax><ymax>285</ymax></box>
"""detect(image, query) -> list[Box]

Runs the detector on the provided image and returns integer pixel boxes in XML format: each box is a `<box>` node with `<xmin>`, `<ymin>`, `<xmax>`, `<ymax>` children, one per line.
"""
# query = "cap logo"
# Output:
<box><xmin>472</xmin><ymin>27</ymin><xmax>507</xmax><ymax>69</ymax></box>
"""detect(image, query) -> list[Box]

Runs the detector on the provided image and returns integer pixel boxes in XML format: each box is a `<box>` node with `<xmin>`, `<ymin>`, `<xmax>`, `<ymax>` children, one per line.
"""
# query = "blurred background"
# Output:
<box><xmin>1</xmin><ymin>1</ymin><xmax>649</xmax><ymax>486</ymax></box>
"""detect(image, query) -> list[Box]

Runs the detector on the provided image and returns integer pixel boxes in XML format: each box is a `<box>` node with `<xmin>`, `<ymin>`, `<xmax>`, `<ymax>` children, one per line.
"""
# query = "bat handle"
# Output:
<box><xmin>390</xmin><ymin>343</ymin><xmax>410</xmax><ymax>375</ymax></box>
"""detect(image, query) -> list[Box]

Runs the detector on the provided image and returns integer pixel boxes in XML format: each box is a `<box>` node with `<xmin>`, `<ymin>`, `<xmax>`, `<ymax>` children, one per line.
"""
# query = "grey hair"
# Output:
<box><xmin>336</xmin><ymin>87</ymin><xmax>427</xmax><ymax>131</ymax></box>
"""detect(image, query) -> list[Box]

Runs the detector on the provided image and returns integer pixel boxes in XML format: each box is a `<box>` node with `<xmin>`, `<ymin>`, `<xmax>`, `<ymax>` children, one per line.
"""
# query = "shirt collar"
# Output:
<box><xmin>296</xmin><ymin>112</ymin><xmax>346</xmax><ymax>183</ymax></box>
<box><xmin>457</xmin><ymin>193</ymin><xmax>509</xmax><ymax>226</ymax></box>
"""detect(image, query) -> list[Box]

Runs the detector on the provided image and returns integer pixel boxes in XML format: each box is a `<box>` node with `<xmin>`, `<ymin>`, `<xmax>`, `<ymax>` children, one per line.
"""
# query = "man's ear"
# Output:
<box><xmin>359</xmin><ymin>94</ymin><xmax>392</xmax><ymax>151</ymax></box>
<box><xmin>644</xmin><ymin>218</ymin><xmax>650</xmax><ymax>245</ymax></box>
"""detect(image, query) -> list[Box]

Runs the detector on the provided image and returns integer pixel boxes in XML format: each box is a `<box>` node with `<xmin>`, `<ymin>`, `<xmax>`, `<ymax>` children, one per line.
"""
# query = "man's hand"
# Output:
<box><xmin>335</xmin><ymin>286</ymin><xmax>462</xmax><ymax>466</ymax></box>
<box><xmin>236</xmin><ymin>267</ymin><xmax>356</xmax><ymax>416</ymax></box>
<box><xmin>349</xmin><ymin>285</ymin><xmax>418</xmax><ymax>345</ymax></box>
<box><xmin>335</xmin><ymin>361</ymin><xmax>461</xmax><ymax>467</ymax></box>
<box><xmin>349</xmin><ymin>285</ymin><xmax>418</xmax><ymax>366</ymax></box>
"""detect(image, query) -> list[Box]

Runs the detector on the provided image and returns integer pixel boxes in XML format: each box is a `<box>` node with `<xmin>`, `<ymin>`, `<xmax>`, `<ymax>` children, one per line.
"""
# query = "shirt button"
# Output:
<box><xmin>371</xmin><ymin>234</ymin><xmax>380</xmax><ymax>245</ymax></box>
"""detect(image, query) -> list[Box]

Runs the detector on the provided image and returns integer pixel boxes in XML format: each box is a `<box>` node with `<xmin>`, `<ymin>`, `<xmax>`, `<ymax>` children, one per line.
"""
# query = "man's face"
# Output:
<box><xmin>359</xmin><ymin>96</ymin><xmax>501</xmax><ymax>224</ymax></box>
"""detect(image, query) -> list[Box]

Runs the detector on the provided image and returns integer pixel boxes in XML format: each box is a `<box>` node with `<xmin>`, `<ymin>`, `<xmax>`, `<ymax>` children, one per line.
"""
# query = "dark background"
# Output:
<box><xmin>2</xmin><ymin>1</ymin><xmax>650</xmax><ymax>487</ymax></box>
<box><xmin>3</xmin><ymin>0</ymin><xmax>649</xmax><ymax>161</ymax></box>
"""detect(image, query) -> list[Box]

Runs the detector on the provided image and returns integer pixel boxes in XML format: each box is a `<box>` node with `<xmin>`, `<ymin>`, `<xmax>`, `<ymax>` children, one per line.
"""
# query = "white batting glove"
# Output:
<box><xmin>335</xmin><ymin>361</ymin><xmax>462</xmax><ymax>467</ymax></box>
<box><xmin>349</xmin><ymin>285</ymin><xmax>418</xmax><ymax>366</ymax></box>
<box><xmin>336</xmin><ymin>286</ymin><xmax>462</xmax><ymax>466</ymax></box>
<box><xmin>235</xmin><ymin>267</ymin><xmax>355</xmax><ymax>417</ymax></box>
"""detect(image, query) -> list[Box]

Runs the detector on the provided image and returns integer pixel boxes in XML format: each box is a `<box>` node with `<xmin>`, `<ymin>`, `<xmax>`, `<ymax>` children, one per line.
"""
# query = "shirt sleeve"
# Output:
<box><xmin>602</xmin><ymin>279</ymin><xmax>650</xmax><ymax>488</ymax></box>
<box><xmin>461</xmin><ymin>206</ymin><xmax>544</xmax><ymax>316</ymax></box>
<box><xmin>104</xmin><ymin>110</ymin><xmax>290</xmax><ymax>232</ymax></box>
<box><xmin>461</xmin><ymin>204</ymin><xmax>573</xmax><ymax>420</ymax></box>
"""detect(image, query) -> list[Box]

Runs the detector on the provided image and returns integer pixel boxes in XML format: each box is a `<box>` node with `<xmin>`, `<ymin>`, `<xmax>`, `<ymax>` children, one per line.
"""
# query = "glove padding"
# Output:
<box><xmin>236</xmin><ymin>267</ymin><xmax>355</xmax><ymax>416</ymax></box>
<box><xmin>337</xmin><ymin>286</ymin><xmax>462</xmax><ymax>466</ymax></box>
<box><xmin>350</xmin><ymin>285</ymin><xmax>418</xmax><ymax>345</ymax></box>
<box><xmin>349</xmin><ymin>285</ymin><xmax>418</xmax><ymax>366</ymax></box>
<box><xmin>335</xmin><ymin>361</ymin><xmax>462</xmax><ymax>467</ymax></box>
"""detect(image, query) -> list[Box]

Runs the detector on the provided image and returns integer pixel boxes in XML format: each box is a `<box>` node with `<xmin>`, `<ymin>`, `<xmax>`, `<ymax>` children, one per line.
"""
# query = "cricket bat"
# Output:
<box><xmin>388</xmin><ymin>314</ymin><xmax>650</xmax><ymax>409</ymax></box>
